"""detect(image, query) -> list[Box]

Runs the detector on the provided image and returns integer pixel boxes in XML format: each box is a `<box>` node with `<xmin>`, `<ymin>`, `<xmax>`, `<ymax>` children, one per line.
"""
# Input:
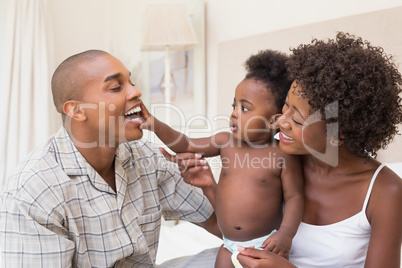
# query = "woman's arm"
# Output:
<box><xmin>237</xmin><ymin>246</ymin><xmax>297</xmax><ymax>268</ymax></box>
<box><xmin>364</xmin><ymin>167</ymin><xmax>402</xmax><ymax>268</ymax></box>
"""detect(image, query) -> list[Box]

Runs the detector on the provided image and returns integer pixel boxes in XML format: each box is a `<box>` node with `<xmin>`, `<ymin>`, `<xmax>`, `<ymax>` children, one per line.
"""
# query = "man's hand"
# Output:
<box><xmin>159</xmin><ymin>148</ymin><xmax>217</xmax><ymax>208</ymax></box>
<box><xmin>159</xmin><ymin>148</ymin><xmax>213</xmax><ymax>188</ymax></box>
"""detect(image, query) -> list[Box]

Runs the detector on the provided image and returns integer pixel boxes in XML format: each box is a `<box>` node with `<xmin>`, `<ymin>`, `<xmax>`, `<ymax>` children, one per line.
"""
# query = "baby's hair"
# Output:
<box><xmin>244</xmin><ymin>50</ymin><xmax>292</xmax><ymax>113</ymax></box>
<box><xmin>287</xmin><ymin>32</ymin><xmax>402</xmax><ymax>158</ymax></box>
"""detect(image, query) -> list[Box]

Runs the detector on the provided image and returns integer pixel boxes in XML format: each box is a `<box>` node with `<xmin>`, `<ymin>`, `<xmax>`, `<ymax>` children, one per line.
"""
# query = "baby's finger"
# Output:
<box><xmin>179</xmin><ymin>158</ymin><xmax>207</xmax><ymax>170</ymax></box>
<box><xmin>159</xmin><ymin>148</ymin><xmax>177</xmax><ymax>162</ymax></box>
<box><xmin>265</xmin><ymin>241</ymin><xmax>275</xmax><ymax>252</ymax></box>
<box><xmin>270</xmin><ymin>246</ymin><xmax>280</xmax><ymax>254</ymax></box>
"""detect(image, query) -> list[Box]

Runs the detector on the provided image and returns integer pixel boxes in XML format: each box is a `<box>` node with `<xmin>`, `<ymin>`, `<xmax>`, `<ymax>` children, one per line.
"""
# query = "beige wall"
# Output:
<box><xmin>42</xmin><ymin>0</ymin><xmax>402</xmax><ymax>162</ymax></box>
<box><xmin>47</xmin><ymin>0</ymin><xmax>402</xmax><ymax>118</ymax></box>
<box><xmin>216</xmin><ymin>6</ymin><xmax>402</xmax><ymax>163</ymax></box>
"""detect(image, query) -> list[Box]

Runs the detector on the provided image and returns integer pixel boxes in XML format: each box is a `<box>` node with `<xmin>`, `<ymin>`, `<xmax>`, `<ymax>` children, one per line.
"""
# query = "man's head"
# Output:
<box><xmin>51</xmin><ymin>50</ymin><xmax>145</xmax><ymax>147</ymax></box>
<box><xmin>51</xmin><ymin>50</ymin><xmax>109</xmax><ymax>114</ymax></box>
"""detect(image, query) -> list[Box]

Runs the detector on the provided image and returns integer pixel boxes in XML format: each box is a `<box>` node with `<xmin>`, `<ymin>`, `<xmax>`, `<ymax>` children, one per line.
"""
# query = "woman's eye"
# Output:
<box><xmin>232</xmin><ymin>104</ymin><xmax>236</xmax><ymax>110</ymax></box>
<box><xmin>241</xmin><ymin>106</ymin><xmax>249</xmax><ymax>112</ymax></box>
<box><xmin>292</xmin><ymin>118</ymin><xmax>303</xmax><ymax>126</ymax></box>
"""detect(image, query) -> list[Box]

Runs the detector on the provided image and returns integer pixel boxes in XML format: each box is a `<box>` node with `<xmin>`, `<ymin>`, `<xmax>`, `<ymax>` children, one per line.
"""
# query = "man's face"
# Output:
<box><xmin>75</xmin><ymin>54</ymin><xmax>144</xmax><ymax>147</ymax></box>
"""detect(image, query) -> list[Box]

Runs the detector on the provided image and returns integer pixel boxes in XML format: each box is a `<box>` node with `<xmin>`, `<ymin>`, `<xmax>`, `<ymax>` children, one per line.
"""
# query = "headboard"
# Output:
<box><xmin>217</xmin><ymin>6</ymin><xmax>402</xmax><ymax>163</ymax></box>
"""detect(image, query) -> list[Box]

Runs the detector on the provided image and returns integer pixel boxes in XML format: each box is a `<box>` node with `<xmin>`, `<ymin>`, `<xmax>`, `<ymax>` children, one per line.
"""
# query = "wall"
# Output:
<box><xmin>203</xmin><ymin>0</ymin><xmax>402</xmax><ymax>121</ymax></box>
<box><xmin>3</xmin><ymin>0</ymin><xmax>401</xmax><ymax>157</ymax></box>
<box><xmin>216</xmin><ymin>6</ymin><xmax>402</xmax><ymax>163</ymax></box>
<box><xmin>48</xmin><ymin>0</ymin><xmax>402</xmax><ymax>125</ymax></box>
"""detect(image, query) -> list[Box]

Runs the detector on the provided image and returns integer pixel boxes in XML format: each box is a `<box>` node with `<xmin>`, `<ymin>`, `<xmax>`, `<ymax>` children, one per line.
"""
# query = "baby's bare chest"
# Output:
<box><xmin>220</xmin><ymin>146</ymin><xmax>284</xmax><ymax>170</ymax></box>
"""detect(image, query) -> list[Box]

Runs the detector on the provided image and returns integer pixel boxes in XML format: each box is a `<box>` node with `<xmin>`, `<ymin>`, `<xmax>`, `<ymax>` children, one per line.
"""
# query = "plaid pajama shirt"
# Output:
<box><xmin>0</xmin><ymin>126</ymin><xmax>213</xmax><ymax>267</ymax></box>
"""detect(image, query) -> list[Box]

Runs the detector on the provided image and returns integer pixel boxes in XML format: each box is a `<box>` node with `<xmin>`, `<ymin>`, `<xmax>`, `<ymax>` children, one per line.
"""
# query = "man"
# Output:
<box><xmin>0</xmin><ymin>50</ymin><xmax>220</xmax><ymax>267</ymax></box>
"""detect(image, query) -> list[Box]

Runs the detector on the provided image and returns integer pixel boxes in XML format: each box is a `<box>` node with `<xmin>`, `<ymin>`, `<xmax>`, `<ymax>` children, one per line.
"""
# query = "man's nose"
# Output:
<box><xmin>128</xmin><ymin>84</ymin><xmax>142</xmax><ymax>100</ymax></box>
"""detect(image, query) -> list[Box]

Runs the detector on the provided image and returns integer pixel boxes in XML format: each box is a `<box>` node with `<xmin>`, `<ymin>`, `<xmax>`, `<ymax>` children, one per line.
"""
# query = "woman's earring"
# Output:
<box><xmin>329</xmin><ymin>137</ymin><xmax>342</xmax><ymax>147</ymax></box>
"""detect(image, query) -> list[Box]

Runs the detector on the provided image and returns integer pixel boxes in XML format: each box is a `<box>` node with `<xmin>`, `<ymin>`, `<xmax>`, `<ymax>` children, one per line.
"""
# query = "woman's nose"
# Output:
<box><xmin>277</xmin><ymin>114</ymin><xmax>290</xmax><ymax>129</ymax></box>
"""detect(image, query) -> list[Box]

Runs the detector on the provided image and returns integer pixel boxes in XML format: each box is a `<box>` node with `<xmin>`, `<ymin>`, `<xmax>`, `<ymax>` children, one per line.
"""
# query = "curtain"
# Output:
<box><xmin>0</xmin><ymin>0</ymin><xmax>56</xmax><ymax>187</ymax></box>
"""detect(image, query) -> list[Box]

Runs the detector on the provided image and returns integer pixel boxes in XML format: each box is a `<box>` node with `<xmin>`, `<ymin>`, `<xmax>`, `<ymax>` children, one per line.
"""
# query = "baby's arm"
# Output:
<box><xmin>140</xmin><ymin>102</ymin><xmax>228</xmax><ymax>157</ymax></box>
<box><xmin>262</xmin><ymin>154</ymin><xmax>304</xmax><ymax>258</ymax></box>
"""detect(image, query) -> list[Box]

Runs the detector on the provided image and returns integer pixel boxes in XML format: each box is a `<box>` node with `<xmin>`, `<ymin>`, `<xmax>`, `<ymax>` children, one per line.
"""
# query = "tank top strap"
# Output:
<box><xmin>362</xmin><ymin>163</ymin><xmax>386</xmax><ymax>212</ymax></box>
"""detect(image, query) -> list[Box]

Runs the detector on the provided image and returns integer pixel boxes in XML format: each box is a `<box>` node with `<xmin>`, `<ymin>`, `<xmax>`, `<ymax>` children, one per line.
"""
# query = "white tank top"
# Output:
<box><xmin>289</xmin><ymin>164</ymin><xmax>385</xmax><ymax>268</ymax></box>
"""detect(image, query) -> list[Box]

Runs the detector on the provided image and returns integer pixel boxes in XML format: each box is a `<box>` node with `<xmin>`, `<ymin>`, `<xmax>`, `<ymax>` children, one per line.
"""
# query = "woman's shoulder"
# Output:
<box><xmin>373</xmin><ymin>164</ymin><xmax>402</xmax><ymax>198</ymax></box>
<box><xmin>367</xmin><ymin>163</ymin><xmax>402</xmax><ymax>221</ymax></box>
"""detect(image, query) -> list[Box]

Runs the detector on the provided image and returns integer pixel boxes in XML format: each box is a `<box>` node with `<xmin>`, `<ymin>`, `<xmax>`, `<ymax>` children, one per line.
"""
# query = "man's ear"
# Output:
<box><xmin>63</xmin><ymin>101</ymin><xmax>86</xmax><ymax>121</ymax></box>
<box><xmin>268</xmin><ymin>113</ymin><xmax>282</xmax><ymax>129</ymax></box>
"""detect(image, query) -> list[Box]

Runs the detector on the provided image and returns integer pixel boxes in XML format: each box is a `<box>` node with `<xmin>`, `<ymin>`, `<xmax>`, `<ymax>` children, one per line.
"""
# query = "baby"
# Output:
<box><xmin>141</xmin><ymin>50</ymin><xmax>304</xmax><ymax>268</ymax></box>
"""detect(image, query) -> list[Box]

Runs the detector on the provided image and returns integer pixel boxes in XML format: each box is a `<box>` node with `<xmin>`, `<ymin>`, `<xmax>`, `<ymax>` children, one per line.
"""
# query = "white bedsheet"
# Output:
<box><xmin>156</xmin><ymin>219</ymin><xmax>222</xmax><ymax>264</ymax></box>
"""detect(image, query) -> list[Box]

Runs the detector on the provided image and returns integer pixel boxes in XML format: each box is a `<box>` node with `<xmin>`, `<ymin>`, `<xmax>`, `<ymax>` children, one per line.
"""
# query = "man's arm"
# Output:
<box><xmin>0</xmin><ymin>189</ymin><xmax>75</xmax><ymax>267</ymax></box>
<box><xmin>160</xmin><ymin>148</ymin><xmax>217</xmax><ymax>209</ymax></box>
<box><xmin>193</xmin><ymin>212</ymin><xmax>222</xmax><ymax>238</ymax></box>
<box><xmin>159</xmin><ymin>148</ymin><xmax>220</xmax><ymax>238</ymax></box>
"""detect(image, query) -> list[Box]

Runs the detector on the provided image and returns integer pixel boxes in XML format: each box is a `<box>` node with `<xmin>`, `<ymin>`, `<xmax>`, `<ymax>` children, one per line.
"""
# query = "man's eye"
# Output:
<box><xmin>111</xmin><ymin>86</ymin><xmax>122</xmax><ymax>91</ymax></box>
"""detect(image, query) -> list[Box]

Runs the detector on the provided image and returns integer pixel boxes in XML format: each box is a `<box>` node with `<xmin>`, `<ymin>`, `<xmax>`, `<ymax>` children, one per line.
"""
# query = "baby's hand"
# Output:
<box><xmin>261</xmin><ymin>230</ymin><xmax>292</xmax><ymax>258</ymax></box>
<box><xmin>139</xmin><ymin>102</ymin><xmax>154</xmax><ymax>131</ymax></box>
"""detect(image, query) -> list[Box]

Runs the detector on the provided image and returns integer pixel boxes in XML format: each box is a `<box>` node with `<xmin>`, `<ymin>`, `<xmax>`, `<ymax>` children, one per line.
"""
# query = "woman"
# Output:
<box><xmin>166</xmin><ymin>32</ymin><xmax>402</xmax><ymax>268</ymax></box>
<box><xmin>236</xmin><ymin>32</ymin><xmax>402</xmax><ymax>267</ymax></box>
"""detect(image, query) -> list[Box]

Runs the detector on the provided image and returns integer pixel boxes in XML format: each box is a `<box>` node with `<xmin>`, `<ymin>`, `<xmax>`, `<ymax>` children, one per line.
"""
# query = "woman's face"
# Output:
<box><xmin>277</xmin><ymin>81</ymin><xmax>328</xmax><ymax>155</ymax></box>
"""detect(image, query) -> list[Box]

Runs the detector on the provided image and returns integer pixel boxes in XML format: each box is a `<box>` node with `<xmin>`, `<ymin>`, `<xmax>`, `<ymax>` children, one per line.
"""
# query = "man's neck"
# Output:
<box><xmin>79</xmin><ymin>145</ymin><xmax>117</xmax><ymax>192</ymax></box>
<box><xmin>66</xmin><ymin>124</ymin><xmax>118</xmax><ymax>192</ymax></box>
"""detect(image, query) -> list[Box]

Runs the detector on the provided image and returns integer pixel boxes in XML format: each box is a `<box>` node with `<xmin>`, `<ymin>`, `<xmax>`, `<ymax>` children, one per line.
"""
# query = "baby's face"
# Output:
<box><xmin>230</xmin><ymin>79</ymin><xmax>278</xmax><ymax>144</ymax></box>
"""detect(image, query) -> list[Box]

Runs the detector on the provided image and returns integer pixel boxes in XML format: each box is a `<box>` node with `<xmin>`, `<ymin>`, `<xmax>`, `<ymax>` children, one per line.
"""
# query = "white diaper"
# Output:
<box><xmin>222</xmin><ymin>230</ymin><xmax>276</xmax><ymax>268</ymax></box>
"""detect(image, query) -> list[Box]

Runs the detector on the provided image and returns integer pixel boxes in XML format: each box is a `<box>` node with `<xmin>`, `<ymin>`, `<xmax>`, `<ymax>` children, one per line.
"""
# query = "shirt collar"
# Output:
<box><xmin>52</xmin><ymin>126</ymin><xmax>89</xmax><ymax>176</ymax></box>
<box><xmin>52</xmin><ymin>126</ymin><xmax>133</xmax><ymax>194</ymax></box>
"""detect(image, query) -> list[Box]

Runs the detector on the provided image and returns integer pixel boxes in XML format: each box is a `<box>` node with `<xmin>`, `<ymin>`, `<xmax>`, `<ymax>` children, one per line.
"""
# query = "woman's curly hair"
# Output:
<box><xmin>244</xmin><ymin>49</ymin><xmax>292</xmax><ymax>113</ymax></box>
<box><xmin>286</xmin><ymin>32</ymin><xmax>402</xmax><ymax>158</ymax></box>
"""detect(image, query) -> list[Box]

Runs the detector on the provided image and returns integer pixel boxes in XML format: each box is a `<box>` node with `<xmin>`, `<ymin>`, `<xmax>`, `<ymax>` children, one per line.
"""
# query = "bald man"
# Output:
<box><xmin>0</xmin><ymin>50</ymin><xmax>220</xmax><ymax>267</ymax></box>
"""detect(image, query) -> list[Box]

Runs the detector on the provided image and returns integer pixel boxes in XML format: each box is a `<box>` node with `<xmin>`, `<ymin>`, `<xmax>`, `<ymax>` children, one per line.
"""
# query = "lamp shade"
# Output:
<box><xmin>141</xmin><ymin>5</ymin><xmax>198</xmax><ymax>51</ymax></box>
